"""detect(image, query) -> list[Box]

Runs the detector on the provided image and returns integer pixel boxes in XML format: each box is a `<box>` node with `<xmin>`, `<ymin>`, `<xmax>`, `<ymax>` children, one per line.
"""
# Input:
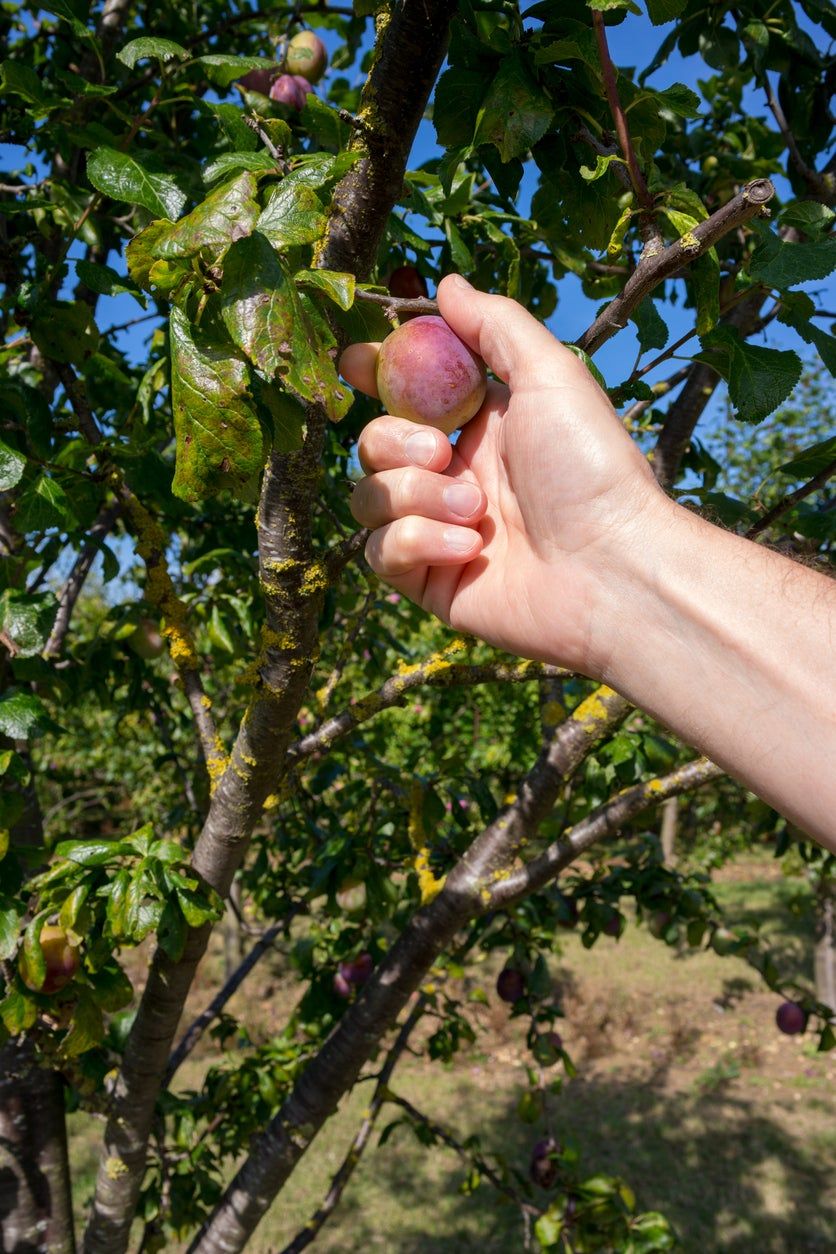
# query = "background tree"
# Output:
<box><xmin>0</xmin><ymin>1</ymin><xmax>833</xmax><ymax>1251</ymax></box>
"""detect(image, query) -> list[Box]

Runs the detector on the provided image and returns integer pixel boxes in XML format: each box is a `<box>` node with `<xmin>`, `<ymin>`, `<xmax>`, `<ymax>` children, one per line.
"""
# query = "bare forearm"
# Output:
<box><xmin>602</xmin><ymin>501</ymin><xmax>836</xmax><ymax>846</ymax></box>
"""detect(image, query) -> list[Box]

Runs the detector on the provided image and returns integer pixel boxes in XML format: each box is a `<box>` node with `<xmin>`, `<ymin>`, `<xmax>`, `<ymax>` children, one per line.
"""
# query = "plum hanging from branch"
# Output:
<box><xmin>375</xmin><ymin>316</ymin><xmax>487</xmax><ymax>435</ymax></box>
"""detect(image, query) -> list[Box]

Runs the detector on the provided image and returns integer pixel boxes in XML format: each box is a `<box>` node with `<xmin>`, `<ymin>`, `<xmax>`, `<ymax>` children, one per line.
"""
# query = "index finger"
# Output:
<box><xmin>339</xmin><ymin>342</ymin><xmax>381</xmax><ymax>399</ymax></box>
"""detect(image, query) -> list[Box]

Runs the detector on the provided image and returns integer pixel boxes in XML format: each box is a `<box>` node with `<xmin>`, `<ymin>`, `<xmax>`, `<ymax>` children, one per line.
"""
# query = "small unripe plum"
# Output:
<box><xmin>376</xmin><ymin>316</ymin><xmax>487</xmax><ymax>434</ymax></box>
<box><xmin>388</xmin><ymin>265</ymin><xmax>429</xmax><ymax>300</ymax></box>
<box><xmin>532</xmin><ymin>1031</ymin><xmax>562</xmax><ymax>1066</ymax></box>
<box><xmin>237</xmin><ymin>64</ymin><xmax>277</xmax><ymax>96</ymax></box>
<box><xmin>776</xmin><ymin>1000</ymin><xmax>807</xmax><ymax>1035</ymax></box>
<box><xmin>285</xmin><ymin>31</ymin><xmax>327</xmax><ymax>83</ymax></box>
<box><xmin>529</xmin><ymin>1136</ymin><xmax>560</xmax><ymax>1189</ymax></box>
<box><xmin>128</xmin><ymin>617</ymin><xmax>164</xmax><ymax>660</ymax></box>
<box><xmin>496</xmin><ymin>966</ymin><xmax>526</xmax><ymax>1004</ymax></box>
<box><xmin>711</xmin><ymin>925</ymin><xmax>738</xmax><ymax>956</ymax></box>
<box><xmin>269</xmin><ymin>74</ymin><xmax>307</xmax><ymax>110</ymax></box>
<box><xmin>20</xmin><ymin>925</ymin><xmax>79</xmax><ymax>995</ymax></box>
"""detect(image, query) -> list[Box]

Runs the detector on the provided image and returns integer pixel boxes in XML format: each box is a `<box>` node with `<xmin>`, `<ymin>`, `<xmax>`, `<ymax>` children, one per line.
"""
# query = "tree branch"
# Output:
<box><xmin>576</xmin><ymin>179</ymin><xmax>775</xmax><ymax>356</ymax></box>
<box><xmin>354</xmin><ymin>290</ymin><xmax>439</xmax><ymax>319</ymax></box>
<box><xmin>592</xmin><ymin>12</ymin><xmax>653</xmax><ymax>213</ymax></box>
<box><xmin>277</xmin><ymin>999</ymin><xmax>427</xmax><ymax>1254</ymax></box>
<box><xmin>289</xmin><ymin>645</ymin><xmax>570</xmax><ymax>762</ymax></box>
<box><xmin>44</xmin><ymin>502</ymin><xmax>121</xmax><ymax>658</ymax></box>
<box><xmin>385</xmin><ymin>1091</ymin><xmax>539</xmax><ymax>1219</ymax></box>
<box><xmin>746</xmin><ymin>458</ymin><xmax>836</xmax><ymax>540</ymax></box>
<box><xmin>487</xmin><ymin>758</ymin><xmax>723</xmax><ymax>910</ymax></box>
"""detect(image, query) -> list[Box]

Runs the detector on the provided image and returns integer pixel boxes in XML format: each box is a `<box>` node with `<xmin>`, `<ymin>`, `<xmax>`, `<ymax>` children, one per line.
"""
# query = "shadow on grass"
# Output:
<box><xmin>312</xmin><ymin>1072</ymin><xmax>835</xmax><ymax>1254</ymax></box>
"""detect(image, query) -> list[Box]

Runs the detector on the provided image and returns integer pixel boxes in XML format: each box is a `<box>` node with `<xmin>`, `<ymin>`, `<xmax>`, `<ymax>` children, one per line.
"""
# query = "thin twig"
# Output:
<box><xmin>760</xmin><ymin>73</ymin><xmax>831</xmax><ymax>200</ymax></box>
<box><xmin>354</xmin><ymin>290</ymin><xmax>439</xmax><ymax>318</ymax></box>
<box><xmin>576</xmin><ymin>179</ymin><xmax>775</xmax><ymax>356</ymax></box>
<box><xmin>386</xmin><ymin>1090</ymin><xmax>540</xmax><ymax>1217</ymax></box>
<box><xmin>746</xmin><ymin>458</ymin><xmax>836</xmax><ymax>540</ymax></box>
<box><xmin>592</xmin><ymin>13</ymin><xmax>653</xmax><ymax>213</ymax></box>
<box><xmin>44</xmin><ymin>501</ymin><xmax>122</xmax><ymax>657</ymax></box>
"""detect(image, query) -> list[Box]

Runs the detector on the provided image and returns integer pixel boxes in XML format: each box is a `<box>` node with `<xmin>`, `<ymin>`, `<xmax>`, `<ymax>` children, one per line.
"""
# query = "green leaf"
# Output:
<box><xmin>776</xmin><ymin>435</ymin><xmax>836</xmax><ymax>479</ymax></box>
<box><xmin>631</xmin><ymin>297</ymin><xmax>668</xmax><ymax>353</ymax></box>
<box><xmin>474</xmin><ymin>52</ymin><xmax>553</xmax><ymax>163</ymax></box>
<box><xmin>750</xmin><ymin>224</ymin><xmax>836</xmax><ymax>290</ymax></box>
<box><xmin>0</xmin><ymin>987</ymin><xmax>37</xmax><ymax>1035</ymax></box>
<box><xmin>444</xmin><ymin>219</ymin><xmax>473</xmax><ymax>272</ymax></box>
<box><xmin>0</xmin><ymin>905</ymin><xmax>23</xmax><ymax>962</ymax></box>
<box><xmin>62</xmin><ymin>994</ymin><xmax>104</xmax><ymax>1057</ymax></box>
<box><xmin>21</xmin><ymin>914</ymin><xmax>47</xmax><ymax>991</ymax></box>
<box><xmin>294</xmin><ymin>269</ymin><xmax>356</xmax><ymax>311</ymax></box>
<box><xmin>16</xmin><ymin>474</ymin><xmax>75</xmax><ymax>531</ymax></box>
<box><xmin>157</xmin><ymin>898</ymin><xmax>187</xmax><ymax>960</ymax></box>
<box><xmin>0</xmin><ymin>439</ymin><xmax>26</xmax><ymax>491</ymax></box>
<box><xmin>646</xmin><ymin>0</ymin><xmax>686</xmax><ymax>25</ymax></box>
<box><xmin>0</xmin><ymin>690</ymin><xmax>59</xmax><ymax>739</ymax></box>
<box><xmin>89</xmin><ymin>963</ymin><xmax>133</xmax><ymax>1011</ymax></box>
<box><xmin>253</xmin><ymin>383</ymin><xmax>306</xmax><ymax>453</ymax></box>
<box><xmin>300</xmin><ymin>94</ymin><xmax>352</xmax><ymax>152</ymax></box>
<box><xmin>565</xmin><ymin>345</ymin><xmax>608</xmax><ymax>391</ymax></box>
<box><xmin>777</xmin><ymin>202</ymin><xmax>834</xmax><ymax>240</ymax></box>
<box><xmin>203</xmin><ymin>151</ymin><xmax>277</xmax><ymax>184</ymax></box>
<box><xmin>694</xmin><ymin>326</ymin><xmax>802</xmax><ymax>423</ymax></box>
<box><xmin>0</xmin><ymin>60</ymin><xmax>63</xmax><ymax>109</ymax></box>
<box><xmin>434</xmin><ymin>68</ymin><xmax>486</xmax><ymax>148</ymax></box>
<box><xmin>653</xmin><ymin>82</ymin><xmax>702</xmax><ymax>118</ymax></box>
<box><xmin>117</xmin><ymin>36</ymin><xmax>187</xmax><ymax>68</ymax></box>
<box><xmin>607</xmin><ymin>204</ymin><xmax>634</xmax><ymax>257</ymax></box>
<box><xmin>54</xmin><ymin>839</ymin><xmax>131</xmax><ymax>866</ymax></box>
<box><xmin>690</xmin><ymin>248</ymin><xmax>721</xmax><ymax>336</ymax></box>
<box><xmin>75</xmin><ymin>259</ymin><xmax>144</xmax><ymax>304</ymax></box>
<box><xmin>154</xmin><ymin>172</ymin><xmax>260</xmax><ymax>261</ymax></box>
<box><xmin>169</xmin><ymin>307</ymin><xmax>266</xmax><ymax>503</ymax></box>
<box><xmin>0</xmin><ymin>591</ymin><xmax>58</xmax><ymax>657</ymax></box>
<box><xmin>580</xmin><ymin>153</ymin><xmax>626</xmax><ymax>182</ymax></box>
<box><xmin>30</xmin><ymin>300</ymin><xmax>99</xmax><ymax>366</ymax></box>
<box><xmin>87</xmin><ymin>147</ymin><xmax>187</xmax><ymax>221</ymax></box>
<box><xmin>196</xmin><ymin>55</ymin><xmax>279</xmax><ymax>89</ymax></box>
<box><xmin>221</xmin><ymin>232</ymin><xmax>297</xmax><ymax>378</ymax></box>
<box><xmin>257</xmin><ymin>175</ymin><xmax>327</xmax><ymax>249</ymax></box>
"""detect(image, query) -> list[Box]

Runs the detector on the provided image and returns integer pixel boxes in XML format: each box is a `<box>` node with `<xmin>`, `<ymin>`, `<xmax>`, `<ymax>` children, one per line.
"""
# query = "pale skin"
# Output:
<box><xmin>340</xmin><ymin>274</ymin><xmax>836</xmax><ymax>850</ymax></box>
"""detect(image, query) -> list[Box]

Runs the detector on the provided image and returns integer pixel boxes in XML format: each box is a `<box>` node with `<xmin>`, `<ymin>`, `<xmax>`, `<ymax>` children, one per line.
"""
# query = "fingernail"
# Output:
<box><xmin>449</xmin><ymin>274</ymin><xmax>473</xmax><ymax>290</ymax></box>
<box><xmin>405</xmin><ymin>430</ymin><xmax>437</xmax><ymax>466</ymax></box>
<box><xmin>444</xmin><ymin>527</ymin><xmax>477</xmax><ymax>553</ymax></box>
<box><xmin>443</xmin><ymin>483</ymin><xmax>481</xmax><ymax>518</ymax></box>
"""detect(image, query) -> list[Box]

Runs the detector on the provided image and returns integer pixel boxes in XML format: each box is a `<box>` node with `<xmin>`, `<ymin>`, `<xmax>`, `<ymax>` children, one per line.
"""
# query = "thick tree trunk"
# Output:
<box><xmin>814</xmin><ymin>877</ymin><xmax>836</xmax><ymax>1015</ymax></box>
<box><xmin>0</xmin><ymin>1041</ymin><xmax>76</xmax><ymax>1254</ymax></box>
<box><xmin>0</xmin><ymin>742</ymin><xmax>76</xmax><ymax>1254</ymax></box>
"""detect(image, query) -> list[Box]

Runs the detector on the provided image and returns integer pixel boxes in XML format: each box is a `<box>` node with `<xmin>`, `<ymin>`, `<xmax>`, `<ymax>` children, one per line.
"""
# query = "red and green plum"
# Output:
<box><xmin>375</xmin><ymin>315</ymin><xmax>487</xmax><ymax>434</ymax></box>
<box><xmin>285</xmin><ymin>31</ymin><xmax>327</xmax><ymax>83</ymax></box>
<box><xmin>20</xmin><ymin>925</ymin><xmax>79</xmax><ymax>995</ymax></box>
<box><xmin>269</xmin><ymin>74</ymin><xmax>308</xmax><ymax>109</ymax></box>
<box><xmin>237</xmin><ymin>63</ymin><xmax>277</xmax><ymax>95</ymax></box>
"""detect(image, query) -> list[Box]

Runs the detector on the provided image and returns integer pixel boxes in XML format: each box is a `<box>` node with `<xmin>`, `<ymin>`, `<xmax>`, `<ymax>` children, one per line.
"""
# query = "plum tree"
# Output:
<box><xmin>375</xmin><ymin>316</ymin><xmax>487</xmax><ymax>434</ymax></box>
<box><xmin>285</xmin><ymin>31</ymin><xmax>327</xmax><ymax>83</ymax></box>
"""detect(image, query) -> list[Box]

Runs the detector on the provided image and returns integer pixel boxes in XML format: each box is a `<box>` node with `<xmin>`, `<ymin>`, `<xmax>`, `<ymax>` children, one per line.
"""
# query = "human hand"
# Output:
<box><xmin>340</xmin><ymin>275</ymin><xmax>671</xmax><ymax>679</ymax></box>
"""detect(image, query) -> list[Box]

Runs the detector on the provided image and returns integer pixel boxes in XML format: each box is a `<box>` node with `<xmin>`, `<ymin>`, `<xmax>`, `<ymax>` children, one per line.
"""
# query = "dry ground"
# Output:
<box><xmin>68</xmin><ymin>859</ymin><xmax>836</xmax><ymax>1251</ymax></box>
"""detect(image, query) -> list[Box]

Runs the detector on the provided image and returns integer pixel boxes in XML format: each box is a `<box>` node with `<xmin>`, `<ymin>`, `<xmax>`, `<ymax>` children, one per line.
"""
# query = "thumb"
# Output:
<box><xmin>436</xmin><ymin>274</ymin><xmax>589</xmax><ymax>393</ymax></box>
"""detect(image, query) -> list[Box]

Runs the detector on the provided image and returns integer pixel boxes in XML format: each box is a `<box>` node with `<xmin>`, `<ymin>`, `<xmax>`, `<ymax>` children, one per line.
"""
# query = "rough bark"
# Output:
<box><xmin>660</xmin><ymin>797</ymin><xmax>678</xmax><ymax>866</ymax></box>
<box><xmin>0</xmin><ymin>1042</ymin><xmax>76</xmax><ymax>1254</ymax></box>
